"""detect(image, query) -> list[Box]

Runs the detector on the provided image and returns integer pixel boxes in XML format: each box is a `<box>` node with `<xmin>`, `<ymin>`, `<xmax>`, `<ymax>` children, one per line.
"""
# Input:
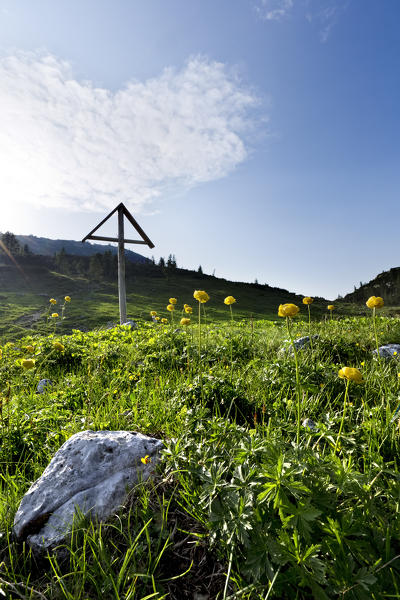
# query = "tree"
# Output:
<box><xmin>197</xmin><ymin>265</ymin><xmax>203</xmax><ymax>274</ymax></box>
<box><xmin>89</xmin><ymin>253</ymin><xmax>104</xmax><ymax>280</ymax></box>
<box><xmin>167</xmin><ymin>254</ymin><xmax>177</xmax><ymax>269</ymax></box>
<box><xmin>158</xmin><ymin>257</ymin><xmax>165</xmax><ymax>268</ymax></box>
<box><xmin>1</xmin><ymin>232</ymin><xmax>21</xmax><ymax>254</ymax></box>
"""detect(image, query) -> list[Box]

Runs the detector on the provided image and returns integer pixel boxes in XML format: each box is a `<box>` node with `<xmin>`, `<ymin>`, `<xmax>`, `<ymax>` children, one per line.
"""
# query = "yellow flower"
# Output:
<box><xmin>193</xmin><ymin>290</ymin><xmax>210</xmax><ymax>303</ymax></box>
<box><xmin>327</xmin><ymin>305</ymin><xmax>335</xmax><ymax>311</ymax></box>
<box><xmin>25</xmin><ymin>345</ymin><xmax>34</xmax><ymax>353</ymax></box>
<box><xmin>180</xmin><ymin>318</ymin><xmax>191</xmax><ymax>326</ymax></box>
<box><xmin>51</xmin><ymin>313</ymin><xmax>59</xmax><ymax>318</ymax></box>
<box><xmin>224</xmin><ymin>296</ymin><xmax>236</xmax><ymax>305</ymax></box>
<box><xmin>303</xmin><ymin>297</ymin><xmax>313</xmax><ymax>305</ymax></box>
<box><xmin>361</xmin><ymin>361</ymin><xmax>365</xmax><ymax>366</ymax></box>
<box><xmin>150</xmin><ymin>311</ymin><xmax>157</xmax><ymax>316</ymax></box>
<box><xmin>167</xmin><ymin>304</ymin><xmax>175</xmax><ymax>312</ymax></box>
<box><xmin>49</xmin><ymin>298</ymin><xmax>57</xmax><ymax>305</ymax></box>
<box><xmin>64</xmin><ymin>296</ymin><xmax>71</xmax><ymax>302</ymax></box>
<box><xmin>161</xmin><ymin>318</ymin><xmax>168</xmax><ymax>324</ymax></box>
<box><xmin>141</xmin><ymin>455</ymin><xmax>151</xmax><ymax>464</ymax></box>
<box><xmin>184</xmin><ymin>306</ymin><xmax>193</xmax><ymax>314</ymax></box>
<box><xmin>53</xmin><ymin>341</ymin><xmax>65</xmax><ymax>351</ymax></box>
<box><xmin>169</xmin><ymin>298</ymin><xmax>177</xmax><ymax>305</ymax></box>
<box><xmin>278</xmin><ymin>303</ymin><xmax>299</xmax><ymax>318</ymax></box>
<box><xmin>21</xmin><ymin>358</ymin><xmax>35</xmax><ymax>370</ymax></box>
<box><xmin>338</xmin><ymin>367</ymin><xmax>363</xmax><ymax>384</ymax></box>
<box><xmin>155</xmin><ymin>316</ymin><xmax>160</xmax><ymax>321</ymax></box>
<box><xmin>366</xmin><ymin>296</ymin><xmax>384</xmax><ymax>309</ymax></box>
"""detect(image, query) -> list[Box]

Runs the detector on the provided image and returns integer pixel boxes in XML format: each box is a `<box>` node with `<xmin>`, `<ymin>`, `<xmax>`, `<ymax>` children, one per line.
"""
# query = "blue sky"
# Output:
<box><xmin>0</xmin><ymin>0</ymin><xmax>399</xmax><ymax>299</ymax></box>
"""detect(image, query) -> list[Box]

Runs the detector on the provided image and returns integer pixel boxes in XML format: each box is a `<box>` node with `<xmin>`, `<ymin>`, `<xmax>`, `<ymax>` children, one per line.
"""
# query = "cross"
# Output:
<box><xmin>82</xmin><ymin>203</ymin><xmax>155</xmax><ymax>324</ymax></box>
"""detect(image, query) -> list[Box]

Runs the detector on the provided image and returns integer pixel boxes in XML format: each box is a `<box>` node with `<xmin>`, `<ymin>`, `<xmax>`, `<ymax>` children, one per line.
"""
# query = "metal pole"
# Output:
<box><xmin>117</xmin><ymin>206</ymin><xmax>127</xmax><ymax>324</ymax></box>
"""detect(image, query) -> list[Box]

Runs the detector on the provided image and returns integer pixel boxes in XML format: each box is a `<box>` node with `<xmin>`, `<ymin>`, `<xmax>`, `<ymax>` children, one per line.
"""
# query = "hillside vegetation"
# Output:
<box><xmin>343</xmin><ymin>267</ymin><xmax>400</xmax><ymax>307</ymax></box>
<box><xmin>1</xmin><ymin>300</ymin><xmax>400</xmax><ymax>597</ymax></box>
<box><xmin>0</xmin><ymin>250</ymin><xmax>331</xmax><ymax>342</ymax></box>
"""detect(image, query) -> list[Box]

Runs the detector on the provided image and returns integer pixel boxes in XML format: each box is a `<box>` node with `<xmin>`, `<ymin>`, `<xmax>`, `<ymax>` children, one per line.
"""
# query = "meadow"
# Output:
<box><xmin>1</xmin><ymin>294</ymin><xmax>400</xmax><ymax>599</ymax></box>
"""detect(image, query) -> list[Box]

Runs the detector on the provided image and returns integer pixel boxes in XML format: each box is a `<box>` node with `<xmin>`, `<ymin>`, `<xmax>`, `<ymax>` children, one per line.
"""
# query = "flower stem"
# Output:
<box><xmin>334</xmin><ymin>379</ymin><xmax>350</xmax><ymax>454</ymax></box>
<box><xmin>198</xmin><ymin>301</ymin><xmax>203</xmax><ymax>400</ymax></box>
<box><xmin>307</xmin><ymin>304</ymin><xmax>313</xmax><ymax>352</ymax></box>
<box><xmin>286</xmin><ymin>316</ymin><xmax>301</xmax><ymax>445</ymax></box>
<box><xmin>372</xmin><ymin>307</ymin><xmax>382</xmax><ymax>368</ymax></box>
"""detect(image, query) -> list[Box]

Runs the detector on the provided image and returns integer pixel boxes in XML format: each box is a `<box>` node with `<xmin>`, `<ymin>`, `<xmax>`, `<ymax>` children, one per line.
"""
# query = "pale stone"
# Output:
<box><xmin>373</xmin><ymin>343</ymin><xmax>400</xmax><ymax>359</ymax></box>
<box><xmin>283</xmin><ymin>335</ymin><xmax>319</xmax><ymax>353</ymax></box>
<box><xmin>302</xmin><ymin>418</ymin><xmax>317</xmax><ymax>431</ymax></box>
<box><xmin>36</xmin><ymin>379</ymin><xmax>53</xmax><ymax>394</ymax></box>
<box><xmin>13</xmin><ymin>430</ymin><xmax>162</xmax><ymax>553</ymax></box>
<box><xmin>122</xmin><ymin>320</ymin><xmax>138</xmax><ymax>329</ymax></box>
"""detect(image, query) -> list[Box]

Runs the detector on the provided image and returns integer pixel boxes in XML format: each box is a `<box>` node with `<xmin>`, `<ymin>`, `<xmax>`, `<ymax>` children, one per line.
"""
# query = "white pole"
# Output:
<box><xmin>117</xmin><ymin>206</ymin><xmax>127</xmax><ymax>324</ymax></box>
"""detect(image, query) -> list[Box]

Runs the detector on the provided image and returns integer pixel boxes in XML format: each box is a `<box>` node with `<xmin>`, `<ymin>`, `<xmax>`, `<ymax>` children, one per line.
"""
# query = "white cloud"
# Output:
<box><xmin>0</xmin><ymin>52</ymin><xmax>260</xmax><ymax>213</ymax></box>
<box><xmin>256</xmin><ymin>0</ymin><xmax>294</xmax><ymax>20</ymax></box>
<box><xmin>255</xmin><ymin>0</ymin><xmax>348</xmax><ymax>40</ymax></box>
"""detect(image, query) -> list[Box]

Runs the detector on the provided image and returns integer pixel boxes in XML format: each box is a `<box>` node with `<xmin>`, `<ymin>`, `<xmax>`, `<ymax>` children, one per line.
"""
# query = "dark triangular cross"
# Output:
<box><xmin>82</xmin><ymin>203</ymin><xmax>155</xmax><ymax>324</ymax></box>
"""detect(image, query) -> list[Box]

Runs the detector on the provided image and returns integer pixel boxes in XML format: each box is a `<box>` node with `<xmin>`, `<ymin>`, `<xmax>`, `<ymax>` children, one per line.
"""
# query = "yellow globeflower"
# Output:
<box><xmin>150</xmin><ymin>311</ymin><xmax>157</xmax><ymax>316</ymax></box>
<box><xmin>25</xmin><ymin>345</ymin><xmax>34</xmax><ymax>353</ymax></box>
<box><xmin>193</xmin><ymin>290</ymin><xmax>210</xmax><ymax>303</ymax></box>
<box><xmin>338</xmin><ymin>367</ymin><xmax>363</xmax><ymax>384</ymax></box>
<box><xmin>155</xmin><ymin>316</ymin><xmax>160</xmax><ymax>321</ymax></box>
<box><xmin>327</xmin><ymin>305</ymin><xmax>335</xmax><ymax>311</ymax></box>
<box><xmin>366</xmin><ymin>296</ymin><xmax>384</xmax><ymax>309</ymax></box>
<box><xmin>224</xmin><ymin>296</ymin><xmax>236</xmax><ymax>305</ymax></box>
<box><xmin>161</xmin><ymin>318</ymin><xmax>168</xmax><ymax>324</ymax></box>
<box><xmin>141</xmin><ymin>455</ymin><xmax>151</xmax><ymax>464</ymax></box>
<box><xmin>53</xmin><ymin>341</ymin><xmax>65</xmax><ymax>351</ymax></box>
<box><xmin>303</xmin><ymin>297</ymin><xmax>313</xmax><ymax>305</ymax></box>
<box><xmin>180</xmin><ymin>318</ymin><xmax>191</xmax><ymax>326</ymax></box>
<box><xmin>278</xmin><ymin>303</ymin><xmax>299</xmax><ymax>318</ymax></box>
<box><xmin>185</xmin><ymin>306</ymin><xmax>193</xmax><ymax>314</ymax></box>
<box><xmin>51</xmin><ymin>313</ymin><xmax>59</xmax><ymax>318</ymax></box>
<box><xmin>21</xmin><ymin>358</ymin><xmax>35</xmax><ymax>370</ymax></box>
<box><xmin>49</xmin><ymin>298</ymin><xmax>57</xmax><ymax>305</ymax></box>
<box><xmin>64</xmin><ymin>296</ymin><xmax>71</xmax><ymax>302</ymax></box>
<box><xmin>167</xmin><ymin>304</ymin><xmax>175</xmax><ymax>312</ymax></box>
<box><xmin>169</xmin><ymin>298</ymin><xmax>177</xmax><ymax>305</ymax></box>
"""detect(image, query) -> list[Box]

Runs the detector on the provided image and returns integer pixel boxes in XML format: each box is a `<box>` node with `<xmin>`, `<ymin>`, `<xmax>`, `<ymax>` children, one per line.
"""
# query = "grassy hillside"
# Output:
<box><xmin>342</xmin><ymin>266</ymin><xmax>400</xmax><ymax>307</ymax></box>
<box><xmin>1</xmin><ymin>310</ymin><xmax>400</xmax><ymax>597</ymax></box>
<box><xmin>0</xmin><ymin>253</ymin><xmax>331</xmax><ymax>342</ymax></box>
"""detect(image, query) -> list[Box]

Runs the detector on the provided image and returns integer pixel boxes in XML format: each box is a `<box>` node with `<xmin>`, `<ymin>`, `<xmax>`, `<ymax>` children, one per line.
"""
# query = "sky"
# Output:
<box><xmin>0</xmin><ymin>0</ymin><xmax>399</xmax><ymax>299</ymax></box>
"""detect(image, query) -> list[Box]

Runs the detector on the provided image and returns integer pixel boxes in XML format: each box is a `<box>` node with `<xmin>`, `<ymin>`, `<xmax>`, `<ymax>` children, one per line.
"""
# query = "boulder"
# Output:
<box><xmin>373</xmin><ymin>343</ymin><xmax>400</xmax><ymax>359</ymax></box>
<box><xmin>302</xmin><ymin>418</ymin><xmax>317</xmax><ymax>431</ymax></box>
<box><xmin>122</xmin><ymin>320</ymin><xmax>138</xmax><ymax>329</ymax></box>
<box><xmin>13</xmin><ymin>430</ymin><xmax>163</xmax><ymax>554</ymax></box>
<box><xmin>283</xmin><ymin>335</ymin><xmax>319</xmax><ymax>353</ymax></box>
<box><xmin>36</xmin><ymin>379</ymin><xmax>53</xmax><ymax>394</ymax></box>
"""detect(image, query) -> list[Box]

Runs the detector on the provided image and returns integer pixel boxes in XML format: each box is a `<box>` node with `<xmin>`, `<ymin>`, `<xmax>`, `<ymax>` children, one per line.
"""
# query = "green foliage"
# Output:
<box><xmin>1</xmin><ymin>311</ymin><xmax>400</xmax><ymax>597</ymax></box>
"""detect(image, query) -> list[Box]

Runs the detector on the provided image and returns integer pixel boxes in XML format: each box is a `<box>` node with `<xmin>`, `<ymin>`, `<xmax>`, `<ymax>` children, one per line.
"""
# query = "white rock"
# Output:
<box><xmin>373</xmin><ymin>343</ymin><xmax>400</xmax><ymax>359</ymax></box>
<box><xmin>302</xmin><ymin>418</ymin><xmax>317</xmax><ymax>431</ymax></box>
<box><xmin>36</xmin><ymin>379</ymin><xmax>53</xmax><ymax>394</ymax></box>
<box><xmin>282</xmin><ymin>335</ymin><xmax>319</xmax><ymax>353</ymax></box>
<box><xmin>122</xmin><ymin>320</ymin><xmax>138</xmax><ymax>329</ymax></box>
<box><xmin>13</xmin><ymin>430</ymin><xmax>163</xmax><ymax>553</ymax></box>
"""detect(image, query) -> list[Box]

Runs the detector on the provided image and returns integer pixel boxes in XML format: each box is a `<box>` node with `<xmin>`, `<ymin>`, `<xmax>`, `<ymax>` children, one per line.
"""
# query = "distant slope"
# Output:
<box><xmin>342</xmin><ymin>267</ymin><xmax>400</xmax><ymax>305</ymax></box>
<box><xmin>0</xmin><ymin>253</ymin><xmax>329</xmax><ymax>341</ymax></box>
<box><xmin>11</xmin><ymin>234</ymin><xmax>150</xmax><ymax>264</ymax></box>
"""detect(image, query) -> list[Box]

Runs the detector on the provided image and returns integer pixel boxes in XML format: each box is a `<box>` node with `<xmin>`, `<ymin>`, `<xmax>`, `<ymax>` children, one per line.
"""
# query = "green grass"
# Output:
<box><xmin>1</xmin><ymin>304</ymin><xmax>400</xmax><ymax>598</ymax></box>
<box><xmin>2</xmin><ymin>256</ymin><xmax>384</xmax><ymax>342</ymax></box>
